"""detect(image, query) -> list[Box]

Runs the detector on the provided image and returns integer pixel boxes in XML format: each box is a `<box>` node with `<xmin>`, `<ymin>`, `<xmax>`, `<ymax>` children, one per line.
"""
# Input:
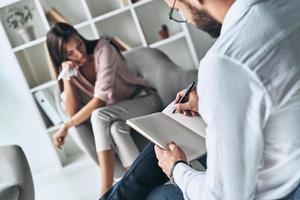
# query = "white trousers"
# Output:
<box><xmin>90</xmin><ymin>90</ymin><xmax>162</xmax><ymax>168</ymax></box>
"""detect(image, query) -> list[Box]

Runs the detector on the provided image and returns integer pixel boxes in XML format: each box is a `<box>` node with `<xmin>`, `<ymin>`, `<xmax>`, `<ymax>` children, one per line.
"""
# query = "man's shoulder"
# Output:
<box><xmin>210</xmin><ymin>0</ymin><xmax>300</xmax><ymax>65</ymax></box>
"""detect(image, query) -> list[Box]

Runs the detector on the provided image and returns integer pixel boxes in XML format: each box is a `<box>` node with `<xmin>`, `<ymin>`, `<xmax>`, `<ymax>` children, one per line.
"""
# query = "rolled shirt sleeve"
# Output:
<box><xmin>173</xmin><ymin>54</ymin><xmax>272</xmax><ymax>200</ymax></box>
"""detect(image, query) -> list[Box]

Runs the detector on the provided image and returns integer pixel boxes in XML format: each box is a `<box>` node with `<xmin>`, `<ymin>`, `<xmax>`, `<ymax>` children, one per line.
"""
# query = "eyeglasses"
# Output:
<box><xmin>169</xmin><ymin>0</ymin><xmax>187</xmax><ymax>23</ymax></box>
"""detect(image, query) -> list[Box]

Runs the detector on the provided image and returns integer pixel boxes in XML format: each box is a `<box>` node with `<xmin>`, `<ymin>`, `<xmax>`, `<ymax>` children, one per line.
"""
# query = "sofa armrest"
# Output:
<box><xmin>0</xmin><ymin>145</ymin><xmax>34</xmax><ymax>200</ymax></box>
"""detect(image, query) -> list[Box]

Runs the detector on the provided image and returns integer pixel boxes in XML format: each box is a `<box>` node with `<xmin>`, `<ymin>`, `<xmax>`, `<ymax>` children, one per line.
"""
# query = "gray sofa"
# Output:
<box><xmin>0</xmin><ymin>145</ymin><xmax>34</xmax><ymax>200</ymax></box>
<box><xmin>55</xmin><ymin>47</ymin><xmax>198</xmax><ymax>164</ymax></box>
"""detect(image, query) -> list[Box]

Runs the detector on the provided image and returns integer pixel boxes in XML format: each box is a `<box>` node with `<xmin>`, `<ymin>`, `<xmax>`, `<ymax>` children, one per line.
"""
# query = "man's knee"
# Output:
<box><xmin>146</xmin><ymin>185</ymin><xmax>184</xmax><ymax>200</ymax></box>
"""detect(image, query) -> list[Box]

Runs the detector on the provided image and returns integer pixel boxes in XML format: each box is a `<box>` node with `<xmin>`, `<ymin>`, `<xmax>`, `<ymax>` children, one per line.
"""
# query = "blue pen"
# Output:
<box><xmin>172</xmin><ymin>81</ymin><xmax>195</xmax><ymax>114</ymax></box>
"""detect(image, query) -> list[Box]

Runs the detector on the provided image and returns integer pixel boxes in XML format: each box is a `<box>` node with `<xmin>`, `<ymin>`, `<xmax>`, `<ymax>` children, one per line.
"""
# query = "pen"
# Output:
<box><xmin>172</xmin><ymin>81</ymin><xmax>195</xmax><ymax>114</ymax></box>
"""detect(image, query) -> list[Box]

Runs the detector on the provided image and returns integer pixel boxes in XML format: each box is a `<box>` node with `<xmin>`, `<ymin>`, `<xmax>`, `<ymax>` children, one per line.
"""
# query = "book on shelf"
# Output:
<box><xmin>111</xmin><ymin>36</ymin><xmax>131</xmax><ymax>52</ymax></box>
<box><xmin>131</xmin><ymin>0</ymin><xmax>140</xmax><ymax>3</ymax></box>
<box><xmin>119</xmin><ymin>0</ymin><xmax>129</xmax><ymax>7</ymax></box>
<box><xmin>45</xmin><ymin>7</ymin><xmax>69</xmax><ymax>25</ymax></box>
<box><xmin>34</xmin><ymin>89</ymin><xmax>63</xmax><ymax>126</ymax></box>
<box><xmin>126</xmin><ymin>103</ymin><xmax>207</xmax><ymax>161</ymax></box>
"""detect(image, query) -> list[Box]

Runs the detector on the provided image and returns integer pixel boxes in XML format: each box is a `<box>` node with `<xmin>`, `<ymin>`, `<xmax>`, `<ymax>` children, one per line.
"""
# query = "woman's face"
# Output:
<box><xmin>64</xmin><ymin>34</ymin><xmax>87</xmax><ymax>66</ymax></box>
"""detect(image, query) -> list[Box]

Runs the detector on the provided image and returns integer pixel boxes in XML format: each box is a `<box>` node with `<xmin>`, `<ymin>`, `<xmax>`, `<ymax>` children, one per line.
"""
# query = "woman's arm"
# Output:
<box><xmin>63</xmin><ymin>79</ymin><xmax>79</xmax><ymax>116</ymax></box>
<box><xmin>66</xmin><ymin>97</ymin><xmax>105</xmax><ymax>128</ymax></box>
<box><xmin>53</xmin><ymin>97</ymin><xmax>105</xmax><ymax>149</ymax></box>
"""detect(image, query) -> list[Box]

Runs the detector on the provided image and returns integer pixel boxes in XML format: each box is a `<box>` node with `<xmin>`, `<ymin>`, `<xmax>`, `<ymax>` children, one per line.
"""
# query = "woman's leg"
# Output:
<box><xmin>91</xmin><ymin>92</ymin><xmax>163</xmax><ymax>194</ymax></box>
<box><xmin>110</xmin><ymin>121</ymin><xmax>139</xmax><ymax>168</ymax></box>
<box><xmin>91</xmin><ymin>110</ymin><xmax>117</xmax><ymax>195</ymax></box>
<box><xmin>98</xmin><ymin>150</ymin><xmax>115</xmax><ymax>196</ymax></box>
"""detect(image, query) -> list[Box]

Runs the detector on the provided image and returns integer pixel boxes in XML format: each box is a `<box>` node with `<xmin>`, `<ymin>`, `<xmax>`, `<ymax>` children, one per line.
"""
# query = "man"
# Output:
<box><xmin>100</xmin><ymin>0</ymin><xmax>300</xmax><ymax>199</ymax></box>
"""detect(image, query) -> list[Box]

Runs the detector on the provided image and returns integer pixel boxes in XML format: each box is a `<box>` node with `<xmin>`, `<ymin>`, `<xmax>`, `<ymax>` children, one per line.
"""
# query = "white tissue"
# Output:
<box><xmin>57</xmin><ymin>65</ymin><xmax>79</xmax><ymax>80</ymax></box>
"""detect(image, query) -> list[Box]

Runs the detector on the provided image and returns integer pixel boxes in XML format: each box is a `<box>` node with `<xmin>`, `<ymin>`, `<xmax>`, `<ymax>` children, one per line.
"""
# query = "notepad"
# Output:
<box><xmin>126</xmin><ymin>103</ymin><xmax>207</xmax><ymax>161</ymax></box>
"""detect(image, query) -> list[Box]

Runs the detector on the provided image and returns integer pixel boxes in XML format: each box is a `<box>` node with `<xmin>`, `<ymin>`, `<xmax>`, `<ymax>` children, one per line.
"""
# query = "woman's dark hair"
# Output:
<box><xmin>46</xmin><ymin>22</ymin><xmax>98</xmax><ymax>91</ymax></box>
<box><xmin>46</xmin><ymin>22</ymin><xmax>125</xmax><ymax>91</ymax></box>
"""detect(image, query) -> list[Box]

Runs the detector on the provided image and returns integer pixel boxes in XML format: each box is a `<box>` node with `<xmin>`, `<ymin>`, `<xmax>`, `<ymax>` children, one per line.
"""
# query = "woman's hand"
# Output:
<box><xmin>53</xmin><ymin>124</ymin><xmax>69</xmax><ymax>149</ymax></box>
<box><xmin>173</xmin><ymin>88</ymin><xmax>199</xmax><ymax>116</ymax></box>
<box><xmin>61</xmin><ymin>60</ymin><xmax>77</xmax><ymax>69</ymax></box>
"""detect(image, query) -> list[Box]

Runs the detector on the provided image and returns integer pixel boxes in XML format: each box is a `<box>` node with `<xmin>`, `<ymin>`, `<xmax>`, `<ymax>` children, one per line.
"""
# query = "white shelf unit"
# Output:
<box><xmin>94</xmin><ymin>10</ymin><xmax>143</xmax><ymax>49</ymax></box>
<box><xmin>0</xmin><ymin>0</ymin><xmax>213</xmax><ymax>167</ymax></box>
<box><xmin>14</xmin><ymin>42</ymin><xmax>52</xmax><ymax>88</ymax></box>
<box><xmin>134</xmin><ymin>0</ymin><xmax>182</xmax><ymax>45</ymax></box>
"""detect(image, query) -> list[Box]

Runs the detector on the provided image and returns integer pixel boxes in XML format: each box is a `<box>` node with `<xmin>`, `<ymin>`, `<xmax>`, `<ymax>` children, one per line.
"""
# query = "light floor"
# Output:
<box><xmin>33</xmin><ymin>154</ymin><xmax>125</xmax><ymax>200</ymax></box>
<box><xmin>32</xmin><ymin>153</ymin><xmax>204</xmax><ymax>200</ymax></box>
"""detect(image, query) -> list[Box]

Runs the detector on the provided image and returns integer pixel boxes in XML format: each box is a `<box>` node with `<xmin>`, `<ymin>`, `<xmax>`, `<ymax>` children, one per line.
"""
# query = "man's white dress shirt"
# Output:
<box><xmin>173</xmin><ymin>0</ymin><xmax>300</xmax><ymax>199</ymax></box>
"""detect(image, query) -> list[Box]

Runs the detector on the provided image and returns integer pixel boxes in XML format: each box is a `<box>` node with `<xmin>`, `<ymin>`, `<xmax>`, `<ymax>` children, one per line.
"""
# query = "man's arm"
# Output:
<box><xmin>156</xmin><ymin>55</ymin><xmax>271</xmax><ymax>200</ymax></box>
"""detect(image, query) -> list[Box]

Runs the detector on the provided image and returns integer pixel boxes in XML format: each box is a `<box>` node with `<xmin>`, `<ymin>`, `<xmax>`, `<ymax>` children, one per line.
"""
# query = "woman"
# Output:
<box><xmin>46</xmin><ymin>22</ymin><xmax>162</xmax><ymax>195</ymax></box>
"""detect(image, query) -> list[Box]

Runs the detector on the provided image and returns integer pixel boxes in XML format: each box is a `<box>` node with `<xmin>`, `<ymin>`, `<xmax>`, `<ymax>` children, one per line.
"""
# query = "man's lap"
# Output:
<box><xmin>99</xmin><ymin>143</ymin><xmax>169</xmax><ymax>200</ymax></box>
<box><xmin>98</xmin><ymin>141</ymin><xmax>300</xmax><ymax>200</ymax></box>
<box><xmin>146</xmin><ymin>184</ymin><xmax>184</xmax><ymax>200</ymax></box>
<box><xmin>99</xmin><ymin>142</ymin><xmax>207</xmax><ymax>200</ymax></box>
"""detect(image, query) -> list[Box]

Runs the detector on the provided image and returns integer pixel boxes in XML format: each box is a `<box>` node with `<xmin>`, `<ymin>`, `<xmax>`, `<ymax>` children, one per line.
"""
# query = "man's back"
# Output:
<box><xmin>195</xmin><ymin>0</ymin><xmax>300</xmax><ymax>199</ymax></box>
<box><xmin>211</xmin><ymin>0</ymin><xmax>300</xmax><ymax>106</ymax></box>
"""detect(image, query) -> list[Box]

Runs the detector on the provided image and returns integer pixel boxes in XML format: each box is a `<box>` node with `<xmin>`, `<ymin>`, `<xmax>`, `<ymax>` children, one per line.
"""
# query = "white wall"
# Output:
<box><xmin>0</xmin><ymin>22</ymin><xmax>60</xmax><ymax>172</ymax></box>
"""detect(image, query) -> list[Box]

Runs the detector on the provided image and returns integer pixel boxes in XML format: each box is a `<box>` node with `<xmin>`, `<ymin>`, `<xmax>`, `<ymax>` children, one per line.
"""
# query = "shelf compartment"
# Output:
<box><xmin>12</xmin><ymin>36</ymin><xmax>45</xmax><ymax>52</ymax></box>
<box><xmin>150</xmin><ymin>31</ymin><xmax>185</xmax><ymax>48</ymax></box>
<box><xmin>77</xmin><ymin>24</ymin><xmax>97</xmax><ymax>41</ymax></box>
<box><xmin>85</xmin><ymin>0</ymin><xmax>129</xmax><ymax>18</ymax></box>
<box><xmin>131</xmin><ymin>0</ymin><xmax>154</xmax><ymax>7</ymax></box>
<box><xmin>134</xmin><ymin>0</ymin><xmax>182</xmax><ymax>45</ymax></box>
<box><xmin>0</xmin><ymin>0</ymin><xmax>48</xmax><ymax>48</ymax></box>
<box><xmin>95</xmin><ymin>11</ymin><xmax>142</xmax><ymax>49</ymax></box>
<box><xmin>92</xmin><ymin>6</ymin><xmax>130</xmax><ymax>23</ymax></box>
<box><xmin>157</xmin><ymin>37</ymin><xmax>196</xmax><ymax>70</ymax></box>
<box><xmin>30</xmin><ymin>80</ymin><xmax>57</xmax><ymax>93</ymax></box>
<box><xmin>40</xmin><ymin>0</ymin><xmax>88</xmax><ymax>26</ymax></box>
<box><xmin>15</xmin><ymin>42</ymin><xmax>52</xmax><ymax>88</ymax></box>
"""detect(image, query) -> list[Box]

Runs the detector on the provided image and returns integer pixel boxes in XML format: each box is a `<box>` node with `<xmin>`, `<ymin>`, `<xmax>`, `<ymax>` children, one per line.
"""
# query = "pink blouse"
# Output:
<box><xmin>70</xmin><ymin>38</ymin><xmax>150</xmax><ymax>105</ymax></box>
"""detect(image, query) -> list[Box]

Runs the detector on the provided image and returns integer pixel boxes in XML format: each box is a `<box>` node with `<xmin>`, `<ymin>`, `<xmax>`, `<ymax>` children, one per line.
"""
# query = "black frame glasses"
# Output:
<box><xmin>169</xmin><ymin>0</ymin><xmax>187</xmax><ymax>23</ymax></box>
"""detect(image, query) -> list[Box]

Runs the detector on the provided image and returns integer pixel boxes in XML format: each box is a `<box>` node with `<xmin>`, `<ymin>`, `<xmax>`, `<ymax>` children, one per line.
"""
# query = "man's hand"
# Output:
<box><xmin>154</xmin><ymin>142</ymin><xmax>187</xmax><ymax>177</ymax></box>
<box><xmin>173</xmin><ymin>88</ymin><xmax>199</xmax><ymax>116</ymax></box>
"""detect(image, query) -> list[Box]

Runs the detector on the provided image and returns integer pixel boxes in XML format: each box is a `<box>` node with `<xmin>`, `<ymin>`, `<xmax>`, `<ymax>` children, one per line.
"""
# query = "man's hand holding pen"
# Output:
<box><xmin>173</xmin><ymin>87</ymin><xmax>199</xmax><ymax>116</ymax></box>
<box><xmin>155</xmin><ymin>82</ymin><xmax>199</xmax><ymax>179</ymax></box>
